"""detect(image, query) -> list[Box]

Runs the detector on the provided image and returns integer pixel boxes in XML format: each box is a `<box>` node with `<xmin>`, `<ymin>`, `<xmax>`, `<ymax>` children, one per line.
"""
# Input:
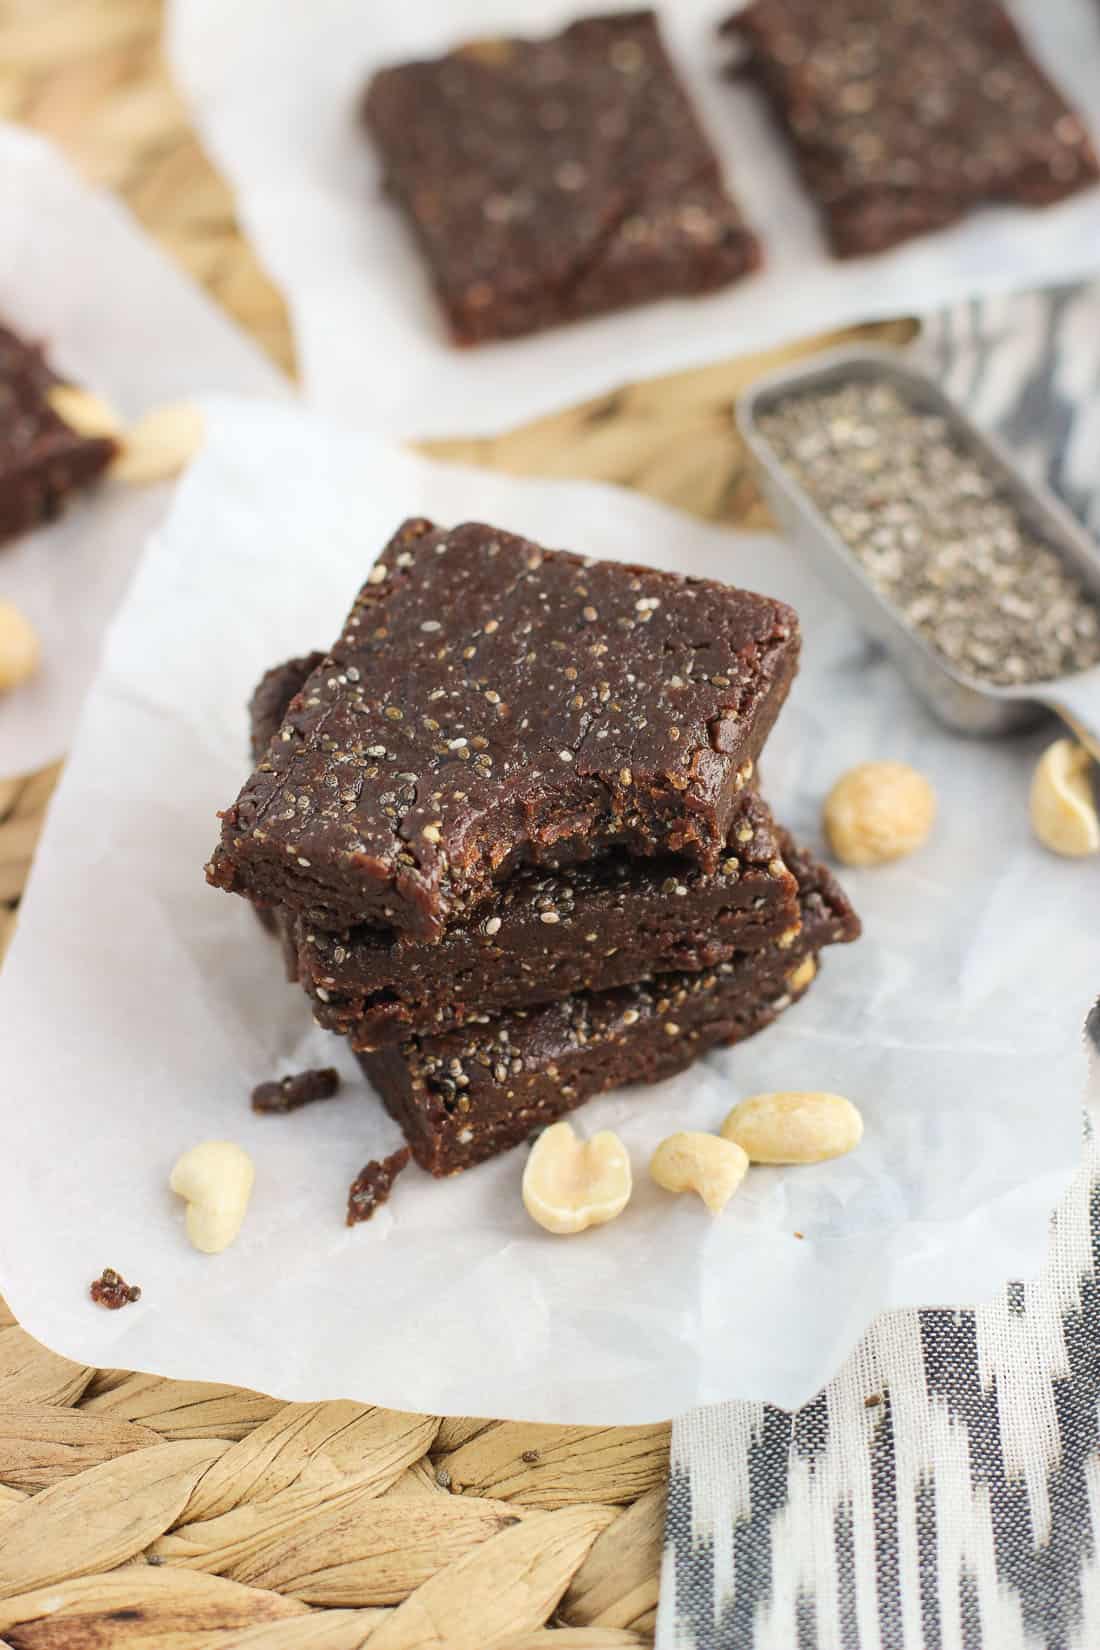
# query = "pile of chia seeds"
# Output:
<box><xmin>758</xmin><ymin>379</ymin><xmax>1100</xmax><ymax>687</ymax></box>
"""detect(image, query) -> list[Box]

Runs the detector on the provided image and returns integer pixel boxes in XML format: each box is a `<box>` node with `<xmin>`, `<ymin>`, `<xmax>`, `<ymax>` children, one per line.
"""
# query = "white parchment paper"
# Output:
<box><xmin>168</xmin><ymin>0</ymin><xmax>1100</xmax><ymax>438</ymax></box>
<box><xmin>0</xmin><ymin>397</ymin><xmax>1091</xmax><ymax>1421</ymax></box>
<box><xmin>0</xmin><ymin>124</ymin><xmax>287</xmax><ymax>778</ymax></box>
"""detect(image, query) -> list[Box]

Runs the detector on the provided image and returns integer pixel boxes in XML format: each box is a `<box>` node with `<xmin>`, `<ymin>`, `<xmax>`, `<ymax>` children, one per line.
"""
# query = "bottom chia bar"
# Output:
<box><xmin>356</xmin><ymin>836</ymin><xmax>859</xmax><ymax>1175</ymax></box>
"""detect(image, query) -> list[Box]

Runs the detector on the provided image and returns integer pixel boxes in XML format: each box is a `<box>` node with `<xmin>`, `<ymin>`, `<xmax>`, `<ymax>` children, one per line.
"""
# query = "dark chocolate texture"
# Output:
<box><xmin>723</xmin><ymin>0</ymin><xmax>1100</xmax><ymax>257</ymax></box>
<box><xmin>210</xmin><ymin>518</ymin><xmax>800</xmax><ymax>939</ymax></box>
<box><xmin>364</xmin><ymin>10</ymin><xmax>761</xmax><ymax>345</ymax></box>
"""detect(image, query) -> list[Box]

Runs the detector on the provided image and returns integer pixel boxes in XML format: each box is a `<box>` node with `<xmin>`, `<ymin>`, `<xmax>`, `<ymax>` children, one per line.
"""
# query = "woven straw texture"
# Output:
<box><xmin>0</xmin><ymin>0</ymin><xmax>912</xmax><ymax>1638</ymax></box>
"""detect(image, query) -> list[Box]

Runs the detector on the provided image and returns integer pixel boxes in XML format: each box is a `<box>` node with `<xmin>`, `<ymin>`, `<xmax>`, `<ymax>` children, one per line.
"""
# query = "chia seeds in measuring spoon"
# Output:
<box><xmin>757</xmin><ymin>380</ymin><xmax>1100</xmax><ymax>689</ymax></box>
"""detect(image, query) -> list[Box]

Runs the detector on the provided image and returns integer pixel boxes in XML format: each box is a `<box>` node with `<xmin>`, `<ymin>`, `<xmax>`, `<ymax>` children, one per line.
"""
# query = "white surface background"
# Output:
<box><xmin>0</xmin><ymin>125</ymin><xmax>286</xmax><ymax>777</ymax></box>
<box><xmin>0</xmin><ymin>397</ymin><xmax>1090</xmax><ymax>1422</ymax></box>
<box><xmin>168</xmin><ymin>0</ymin><xmax>1100</xmax><ymax>438</ymax></box>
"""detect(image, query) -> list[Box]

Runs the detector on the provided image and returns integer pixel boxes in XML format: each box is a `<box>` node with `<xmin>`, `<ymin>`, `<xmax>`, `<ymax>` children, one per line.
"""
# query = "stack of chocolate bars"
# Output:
<box><xmin>208</xmin><ymin>519</ymin><xmax>859</xmax><ymax>1178</ymax></box>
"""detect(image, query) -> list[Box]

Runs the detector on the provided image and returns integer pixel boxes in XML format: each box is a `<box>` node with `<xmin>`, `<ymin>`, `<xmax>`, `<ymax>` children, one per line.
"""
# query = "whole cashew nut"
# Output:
<box><xmin>1029</xmin><ymin>738</ymin><xmax>1100</xmax><ymax>858</ymax></box>
<box><xmin>823</xmin><ymin>761</ymin><xmax>936</xmax><ymax>867</ymax></box>
<box><xmin>170</xmin><ymin>1141</ymin><xmax>255</xmax><ymax>1253</ymax></box>
<box><xmin>0</xmin><ymin>603</ymin><xmax>40</xmax><ymax>694</ymax></box>
<box><xmin>721</xmin><ymin>1092</ymin><xmax>863</xmax><ymax>1165</ymax></box>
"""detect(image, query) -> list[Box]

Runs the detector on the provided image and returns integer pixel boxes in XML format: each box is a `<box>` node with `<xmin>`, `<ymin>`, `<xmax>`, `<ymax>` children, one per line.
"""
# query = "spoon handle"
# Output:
<box><xmin>1036</xmin><ymin>667</ymin><xmax>1100</xmax><ymax>762</ymax></box>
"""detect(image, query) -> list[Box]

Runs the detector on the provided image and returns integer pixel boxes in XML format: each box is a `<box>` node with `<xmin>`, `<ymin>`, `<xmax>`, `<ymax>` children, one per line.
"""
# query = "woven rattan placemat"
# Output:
<box><xmin>0</xmin><ymin>3</ymin><xmax>912</xmax><ymax>1639</ymax></box>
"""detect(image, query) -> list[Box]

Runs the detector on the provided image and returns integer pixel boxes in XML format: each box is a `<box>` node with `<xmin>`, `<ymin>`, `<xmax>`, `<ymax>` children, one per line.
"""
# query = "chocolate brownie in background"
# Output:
<box><xmin>363</xmin><ymin>10</ymin><xmax>762</xmax><ymax>345</ymax></box>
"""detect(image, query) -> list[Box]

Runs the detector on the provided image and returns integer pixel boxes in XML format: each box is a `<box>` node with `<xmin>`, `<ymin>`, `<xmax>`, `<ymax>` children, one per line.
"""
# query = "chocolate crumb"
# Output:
<box><xmin>347</xmin><ymin>1146</ymin><xmax>411</xmax><ymax>1225</ymax></box>
<box><xmin>521</xmin><ymin>1449</ymin><xmax>540</xmax><ymax>1463</ymax></box>
<box><xmin>252</xmin><ymin>1066</ymin><xmax>341</xmax><ymax>1114</ymax></box>
<box><xmin>865</xmin><ymin>1393</ymin><xmax>883</xmax><ymax>1409</ymax></box>
<box><xmin>90</xmin><ymin>1268</ymin><xmax>141</xmax><ymax>1310</ymax></box>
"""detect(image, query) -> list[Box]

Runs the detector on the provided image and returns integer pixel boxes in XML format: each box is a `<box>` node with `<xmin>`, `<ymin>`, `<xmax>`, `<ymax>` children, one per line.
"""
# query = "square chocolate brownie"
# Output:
<box><xmin>210</xmin><ymin>518</ymin><xmax>800</xmax><ymax>939</ymax></box>
<box><xmin>0</xmin><ymin>321</ymin><xmax>117</xmax><ymax>545</ymax></box>
<box><xmin>249</xmin><ymin>650</ymin><xmax>802</xmax><ymax>1047</ymax></box>
<box><xmin>357</xmin><ymin>833</ymin><xmax>859</xmax><ymax>1175</ymax></box>
<box><xmin>723</xmin><ymin>0</ymin><xmax>1100</xmax><ymax>257</ymax></box>
<box><xmin>364</xmin><ymin>10</ymin><xmax>762</xmax><ymax>344</ymax></box>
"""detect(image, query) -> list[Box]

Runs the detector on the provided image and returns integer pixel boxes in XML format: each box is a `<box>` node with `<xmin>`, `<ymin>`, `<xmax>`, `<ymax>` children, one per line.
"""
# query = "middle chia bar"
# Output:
<box><xmin>250</xmin><ymin>653</ymin><xmax>803</xmax><ymax>1049</ymax></box>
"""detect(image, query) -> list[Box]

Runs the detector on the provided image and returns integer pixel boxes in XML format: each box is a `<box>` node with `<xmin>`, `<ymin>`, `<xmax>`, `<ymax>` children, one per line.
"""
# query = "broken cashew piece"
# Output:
<box><xmin>170</xmin><ymin>1141</ymin><xmax>255</xmax><ymax>1254</ymax></box>
<box><xmin>1029</xmin><ymin>738</ymin><xmax>1099</xmax><ymax>858</ymax></box>
<box><xmin>46</xmin><ymin>384</ymin><xmax>123</xmax><ymax>439</ymax></box>
<box><xmin>0</xmin><ymin>602</ymin><xmax>40</xmax><ymax>693</ymax></box>
<box><xmin>522</xmin><ymin>1120</ymin><xmax>632</xmax><ymax>1235</ymax></box>
<box><xmin>111</xmin><ymin>402</ymin><xmax>206</xmax><ymax>485</ymax></box>
<box><xmin>649</xmin><ymin>1131</ymin><xmax>748</xmax><ymax>1214</ymax></box>
<box><xmin>823</xmin><ymin>761</ymin><xmax>935</xmax><ymax>867</ymax></box>
<box><xmin>786</xmin><ymin>955</ymin><xmax>817</xmax><ymax>994</ymax></box>
<box><xmin>721</xmin><ymin>1092</ymin><xmax>863</xmax><ymax>1165</ymax></box>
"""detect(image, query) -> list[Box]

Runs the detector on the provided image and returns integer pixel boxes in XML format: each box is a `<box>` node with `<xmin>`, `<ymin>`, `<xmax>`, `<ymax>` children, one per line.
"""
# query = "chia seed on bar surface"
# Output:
<box><xmin>759</xmin><ymin>380</ymin><xmax>1100</xmax><ymax>688</ymax></box>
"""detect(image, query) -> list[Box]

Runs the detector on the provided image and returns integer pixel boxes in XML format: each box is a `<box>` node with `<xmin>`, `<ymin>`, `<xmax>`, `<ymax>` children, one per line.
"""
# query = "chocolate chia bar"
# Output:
<box><xmin>298</xmin><ymin>795</ymin><xmax>800</xmax><ymax>1049</ymax></box>
<box><xmin>0</xmin><ymin>321</ymin><xmax>117</xmax><ymax>545</ymax></box>
<box><xmin>247</xmin><ymin>648</ymin><xmax>802</xmax><ymax>1048</ymax></box>
<box><xmin>210</xmin><ymin>518</ymin><xmax>800</xmax><ymax>940</ymax></box>
<box><xmin>363</xmin><ymin>9</ymin><xmax>762</xmax><ymax>345</ymax></box>
<box><xmin>722</xmin><ymin>0</ymin><xmax>1100</xmax><ymax>257</ymax></box>
<box><xmin>356</xmin><ymin>834</ymin><xmax>859</xmax><ymax>1175</ymax></box>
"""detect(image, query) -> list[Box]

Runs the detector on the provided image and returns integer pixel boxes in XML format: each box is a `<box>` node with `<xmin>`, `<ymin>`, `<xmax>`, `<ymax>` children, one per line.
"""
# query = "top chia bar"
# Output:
<box><xmin>363</xmin><ymin>10</ymin><xmax>762</xmax><ymax>346</ymax></box>
<box><xmin>208</xmin><ymin>518</ymin><xmax>800</xmax><ymax>940</ymax></box>
<box><xmin>723</xmin><ymin>0</ymin><xmax>1100</xmax><ymax>258</ymax></box>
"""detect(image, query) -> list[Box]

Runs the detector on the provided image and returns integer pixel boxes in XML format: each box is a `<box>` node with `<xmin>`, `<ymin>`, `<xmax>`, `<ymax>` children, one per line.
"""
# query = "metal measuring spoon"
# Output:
<box><xmin>737</xmin><ymin>346</ymin><xmax>1100</xmax><ymax>761</ymax></box>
